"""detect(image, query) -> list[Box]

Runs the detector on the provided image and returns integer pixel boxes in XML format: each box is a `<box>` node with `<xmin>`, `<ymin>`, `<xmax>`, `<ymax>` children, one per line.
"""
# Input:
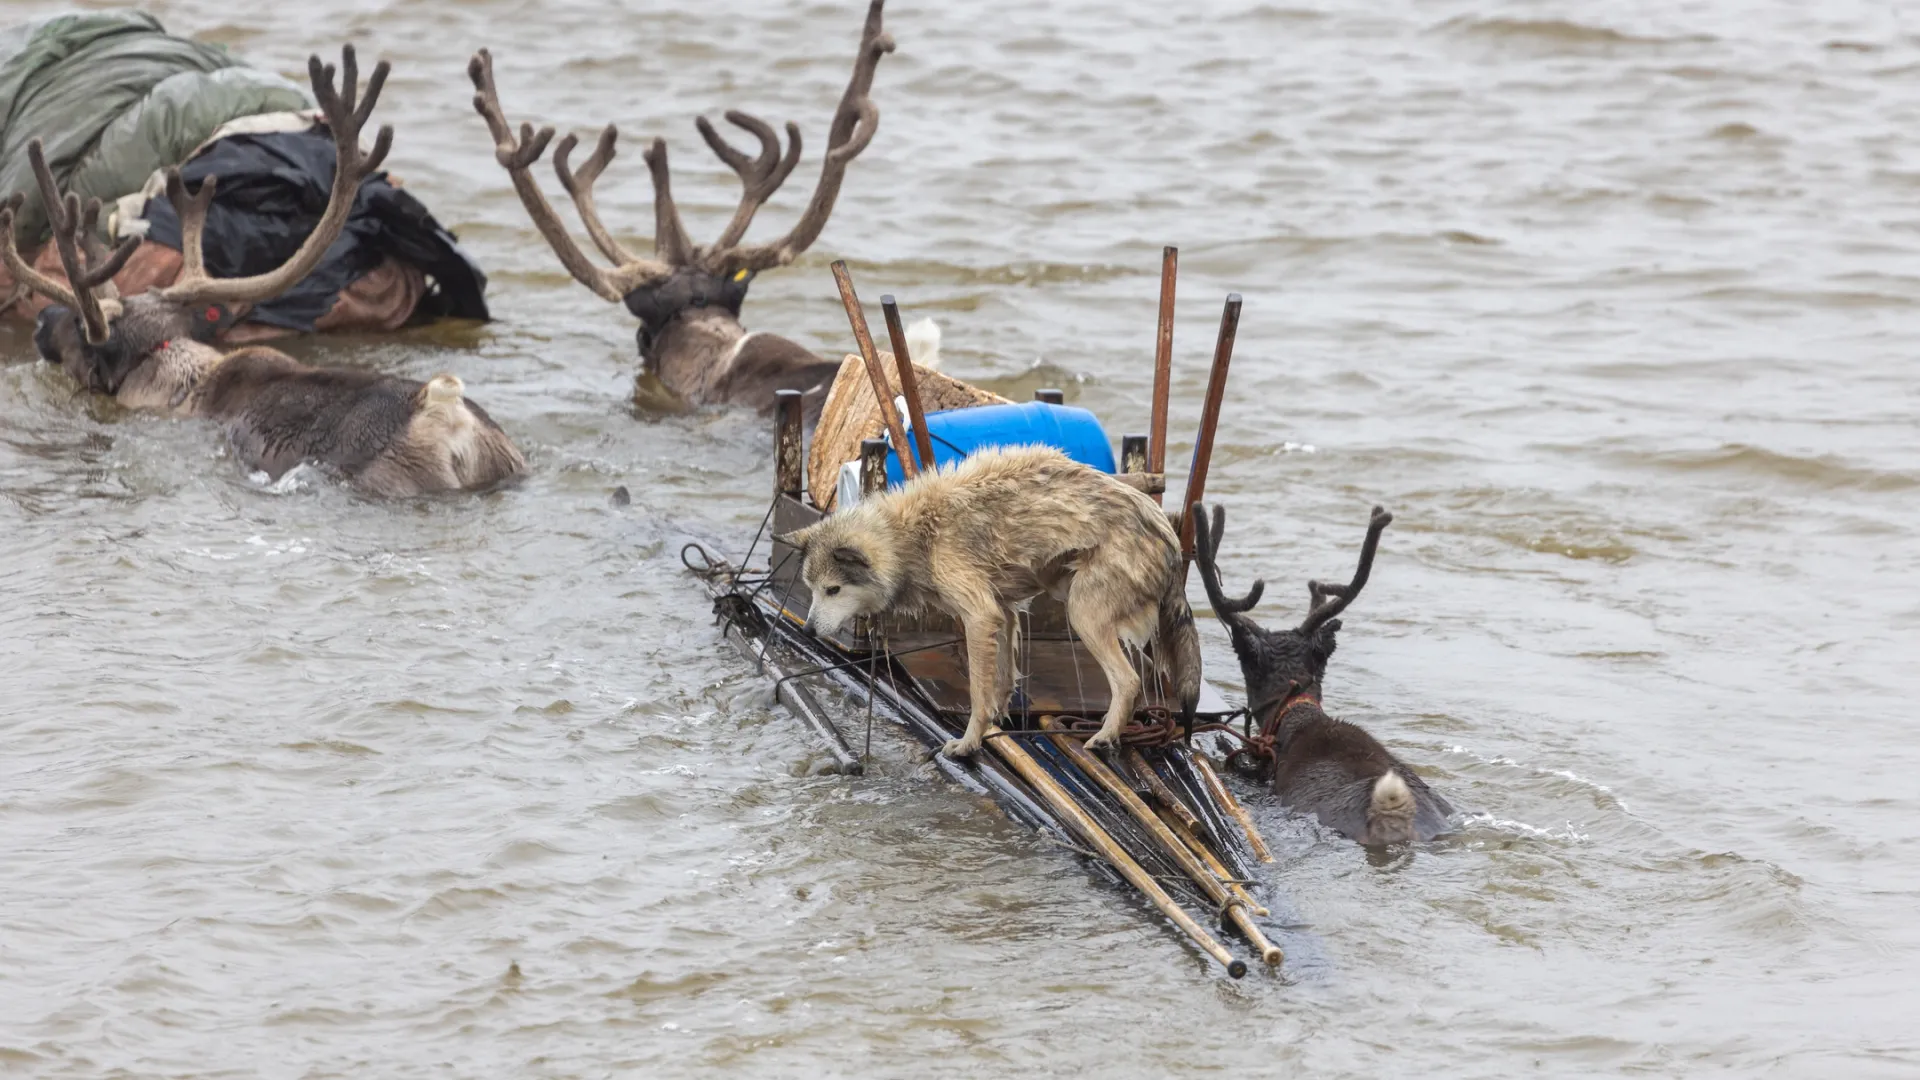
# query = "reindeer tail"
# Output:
<box><xmin>1365</xmin><ymin>771</ymin><xmax>1418</xmax><ymax>844</ymax></box>
<box><xmin>905</xmin><ymin>317</ymin><xmax>942</xmax><ymax>370</ymax></box>
<box><xmin>416</xmin><ymin>373</ymin><xmax>466</xmax><ymax>411</ymax></box>
<box><xmin>1157</xmin><ymin>569</ymin><xmax>1202</xmax><ymax>732</ymax></box>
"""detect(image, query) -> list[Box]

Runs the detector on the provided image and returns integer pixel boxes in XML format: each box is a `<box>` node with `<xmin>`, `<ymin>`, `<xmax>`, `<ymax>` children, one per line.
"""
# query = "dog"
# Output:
<box><xmin>776</xmin><ymin>445</ymin><xmax>1201</xmax><ymax>758</ymax></box>
<box><xmin>1192</xmin><ymin>502</ymin><xmax>1453</xmax><ymax>844</ymax></box>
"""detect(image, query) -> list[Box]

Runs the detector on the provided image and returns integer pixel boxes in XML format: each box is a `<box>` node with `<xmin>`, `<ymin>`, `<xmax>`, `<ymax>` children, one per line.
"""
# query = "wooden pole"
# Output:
<box><xmin>1148</xmin><ymin>246</ymin><xmax>1176</xmax><ymax>506</ymax></box>
<box><xmin>860</xmin><ymin>437</ymin><xmax>890</xmax><ymax>498</ymax></box>
<box><xmin>1035</xmin><ymin>388</ymin><xmax>1065</xmax><ymax>405</ymax></box>
<box><xmin>1190</xmin><ymin>748</ymin><xmax>1275</xmax><ymax>864</ymax></box>
<box><xmin>1155</xmin><ymin>804</ymin><xmax>1273</xmax><ymax>927</ymax></box>
<box><xmin>1124</xmin><ymin>747</ymin><xmax>1202</xmax><ymax>834</ymax></box>
<box><xmin>831</xmin><ymin>260</ymin><xmax>918</xmax><ymax>481</ymax></box>
<box><xmin>879</xmin><ymin>295</ymin><xmax>939</xmax><ymax>473</ymax></box>
<box><xmin>774</xmin><ymin>388</ymin><xmax>804</xmax><ymax>499</ymax></box>
<box><xmin>985</xmin><ymin>722</ymin><xmax>1247</xmax><ymax>978</ymax></box>
<box><xmin>1178</xmin><ymin>293</ymin><xmax>1241</xmax><ymax>558</ymax></box>
<box><xmin>1044</xmin><ymin>720</ymin><xmax>1281</xmax><ymax>968</ymax></box>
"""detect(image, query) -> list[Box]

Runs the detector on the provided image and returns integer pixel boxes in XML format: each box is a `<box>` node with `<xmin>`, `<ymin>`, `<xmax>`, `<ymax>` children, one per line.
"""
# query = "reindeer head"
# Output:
<box><xmin>469</xmin><ymin>0</ymin><xmax>892</xmax><ymax>384</ymax></box>
<box><xmin>1</xmin><ymin>46</ymin><xmax>391</xmax><ymax>398</ymax></box>
<box><xmin>1191</xmin><ymin>503</ymin><xmax>1394</xmax><ymax>712</ymax></box>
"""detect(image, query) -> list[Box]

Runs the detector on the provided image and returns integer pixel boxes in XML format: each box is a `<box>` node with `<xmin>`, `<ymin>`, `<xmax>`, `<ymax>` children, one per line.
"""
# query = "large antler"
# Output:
<box><xmin>469</xmin><ymin>49</ymin><xmax>673</xmax><ymax>302</ymax></box>
<box><xmin>474</xmin><ymin>0</ymin><xmax>891</xmax><ymax>304</ymax></box>
<box><xmin>0</xmin><ymin>140</ymin><xmax>138</xmax><ymax>344</ymax></box>
<box><xmin>1298</xmin><ymin>507</ymin><xmax>1393</xmax><ymax>637</ymax></box>
<box><xmin>1190</xmin><ymin>502</ymin><xmax>1267</xmax><ymax>633</ymax></box>
<box><xmin>712</xmin><ymin>0</ymin><xmax>893</xmax><ymax>275</ymax></box>
<box><xmin>154</xmin><ymin>45</ymin><xmax>392</xmax><ymax>307</ymax></box>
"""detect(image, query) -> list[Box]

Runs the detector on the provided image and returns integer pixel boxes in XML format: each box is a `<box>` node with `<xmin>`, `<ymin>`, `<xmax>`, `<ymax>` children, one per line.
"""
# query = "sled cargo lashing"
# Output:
<box><xmin>689</xmin><ymin>261</ymin><xmax>1281</xmax><ymax>977</ymax></box>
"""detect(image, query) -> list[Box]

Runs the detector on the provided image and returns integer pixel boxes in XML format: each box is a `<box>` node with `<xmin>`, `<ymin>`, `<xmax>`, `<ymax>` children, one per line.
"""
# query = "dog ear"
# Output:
<box><xmin>774</xmin><ymin>525</ymin><xmax>815</xmax><ymax>553</ymax></box>
<box><xmin>830</xmin><ymin>545</ymin><xmax>869</xmax><ymax>569</ymax></box>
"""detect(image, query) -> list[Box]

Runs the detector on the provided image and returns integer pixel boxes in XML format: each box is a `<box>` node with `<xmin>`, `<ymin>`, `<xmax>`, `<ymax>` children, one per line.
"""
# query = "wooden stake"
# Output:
<box><xmin>831</xmin><ymin>261</ymin><xmax>917</xmax><ymax>480</ymax></box>
<box><xmin>879</xmin><ymin>295</ymin><xmax>939</xmax><ymax>473</ymax></box>
<box><xmin>860</xmin><ymin>437</ymin><xmax>889</xmax><ymax>498</ymax></box>
<box><xmin>985</xmin><ymin>722</ymin><xmax>1246</xmax><ymax>978</ymax></box>
<box><xmin>1148</xmin><ymin>246</ymin><xmax>1176</xmax><ymax>506</ymax></box>
<box><xmin>1178</xmin><ymin>293</ymin><xmax>1241</xmax><ymax>557</ymax></box>
<box><xmin>774</xmin><ymin>388</ymin><xmax>804</xmax><ymax>499</ymax></box>
<box><xmin>1044</xmin><ymin>720</ymin><xmax>1281</xmax><ymax>968</ymax></box>
<box><xmin>1191</xmin><ymin>748</ymin><xmax>1275</xmax><ymax>864</ymax></box>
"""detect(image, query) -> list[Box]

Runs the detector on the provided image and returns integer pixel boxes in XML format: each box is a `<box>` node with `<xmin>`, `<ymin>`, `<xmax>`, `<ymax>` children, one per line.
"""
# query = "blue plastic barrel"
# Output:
<box><xmin>882</xmin><ymin>401</ymin><xmax>1116</xmax><ymax>488</ymax></box>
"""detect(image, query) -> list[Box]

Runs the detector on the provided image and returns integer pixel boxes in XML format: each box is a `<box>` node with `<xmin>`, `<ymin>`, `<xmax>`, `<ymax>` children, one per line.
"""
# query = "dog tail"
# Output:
<box><xmin>1364</xmin><ymin>771</ymin><xmax>1418</xmax><ymax>845</ymax></box>
<box><xmin>1157</xmin><ymin>568</ymin><xmax>1202</xmax><ymax>730</ymax></box>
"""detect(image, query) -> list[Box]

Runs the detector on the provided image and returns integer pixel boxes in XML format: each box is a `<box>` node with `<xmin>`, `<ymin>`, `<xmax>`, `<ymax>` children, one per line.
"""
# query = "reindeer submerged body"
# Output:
<box><xmin>4</xmin><ymin>47</ymin><xmax>525</xmax><ymax>497</ymax></box>
<box><xmin>472</xmin><ymin>0</ymin><xmax>894</xmax><ymax>421</ymax></box>
<box><xmin>1193</xmin><ymin>504</ymin><xmax>1454</xmax><ymax>845</ymax></box>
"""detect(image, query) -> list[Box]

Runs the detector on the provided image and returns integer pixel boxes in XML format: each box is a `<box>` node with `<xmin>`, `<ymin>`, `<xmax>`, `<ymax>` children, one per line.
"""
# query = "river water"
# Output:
<box><xmin>2</xmin><ymin>0</ymin><xmax>1916</xmax><ymax>1076</ymax></box>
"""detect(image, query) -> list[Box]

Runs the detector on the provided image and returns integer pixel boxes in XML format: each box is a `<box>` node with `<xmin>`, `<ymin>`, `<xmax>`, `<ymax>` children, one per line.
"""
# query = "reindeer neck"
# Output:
<box><xmin>646</xmin><ymin>309</ymin><xmax>749</xmax><ymax>403</ymax></box>
<box><xmin>113</xmin><ymin>338</ymin><xmax>231</xmax><ymax>416</ymax></box>
<box><xmin>1257</xmin><ymin>680</ymin><xmax>1327</xmax><ymax>752</ymax></box>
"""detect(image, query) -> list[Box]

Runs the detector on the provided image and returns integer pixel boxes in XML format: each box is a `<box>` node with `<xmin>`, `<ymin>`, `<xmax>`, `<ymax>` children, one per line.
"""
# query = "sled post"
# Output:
<box><xmin>1035</xmin><ymin>388</ymin><xmax>1065</xmax><ymax>404</ymax></box>
<box><xmin>774</xmin><ymin>389</ymin><xmax>804</xmax><ymax>499</ymax></box>
<box><xmin>831</xmin><ymin>260</ymin><xmax>918</xmax><ymax>479</ymax></box>
<box><xmin>880</xmin><ymin>294</ymin><xmax>939</xmax><ymax>473</ymax></box>
<box><xmin>1179</xmin><ymin>293</ymin><xmax>1240</xmax><ymax>558</ymax></box>
<box><xmin>1149</xmin><ymin>246</ymin><xmax>1177</xmax><ymax>505</ymax></box>
<box><xmin>860</xmin><ymin>437</ymin><xmax>890</xmax><ymax>498</ymax></box>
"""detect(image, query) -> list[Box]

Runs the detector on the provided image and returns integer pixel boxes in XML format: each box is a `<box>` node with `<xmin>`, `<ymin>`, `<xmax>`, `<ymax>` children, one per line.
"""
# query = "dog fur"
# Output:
<box><xmin>1192</xmin><ymin>503</ymin><xmax>1453</xmax><ymax>845</ymax></box>
<box><xmin>776</xmin><ymin>445</ymin><xmax>1201</xmax><ymax>758</ymax></box>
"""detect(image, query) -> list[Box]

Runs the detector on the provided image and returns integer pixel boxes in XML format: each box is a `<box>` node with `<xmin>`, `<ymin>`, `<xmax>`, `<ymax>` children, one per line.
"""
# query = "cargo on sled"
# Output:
<box><xmin>687</xmin><ymin>252</ymin><xmax>1286</xmax><ymax>977</ymax></box>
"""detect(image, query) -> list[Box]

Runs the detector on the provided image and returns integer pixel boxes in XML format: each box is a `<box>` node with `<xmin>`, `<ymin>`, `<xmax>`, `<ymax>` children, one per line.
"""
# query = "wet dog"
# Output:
<box><xmin>1192</xmin><ymin>503</ymin><xmax>1452</xmax><ymax>844</ymax></box>
<box><xmin>777</xmin><ymin>445</ymin><xmax>1201</xmax><ymax>758</ymax></box>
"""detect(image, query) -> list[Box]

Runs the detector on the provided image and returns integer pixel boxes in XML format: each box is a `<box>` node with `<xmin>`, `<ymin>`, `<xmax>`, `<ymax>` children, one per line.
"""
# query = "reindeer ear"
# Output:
<box><xmin>830</xmin><ymin>545</ymin><xmax>869</xmax><ymax>569</ymax></box>
<box><xmin>1312</xmin><ymin>619</ymin><xmax>1342</xmax><ymax>661</ymax></box>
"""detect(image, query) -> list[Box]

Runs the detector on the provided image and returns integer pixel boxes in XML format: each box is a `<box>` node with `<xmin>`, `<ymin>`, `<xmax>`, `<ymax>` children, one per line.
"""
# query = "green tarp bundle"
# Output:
<box><xmin>0</xmin><ymin>10</ymin><xmax>309</xmax><ymax>244</ymax></box>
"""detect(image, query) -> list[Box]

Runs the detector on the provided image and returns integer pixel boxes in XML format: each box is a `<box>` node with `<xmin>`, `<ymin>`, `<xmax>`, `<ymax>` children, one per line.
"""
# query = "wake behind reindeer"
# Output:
<box><xmin>778</xmin><ymin>444</ymin><xmax>1202</xmax><ymax>758</ymax></box>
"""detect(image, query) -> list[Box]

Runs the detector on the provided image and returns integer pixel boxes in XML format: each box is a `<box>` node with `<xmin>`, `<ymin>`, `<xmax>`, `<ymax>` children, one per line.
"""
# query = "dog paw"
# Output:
<box><xmin>1083</xmin><ymin>729</ymin><xmax>1118</xmax><ymax>751</ymax></box>
<box><xmin>942</xmin><ymin>736</ymin><xmax>981</xmax><ymax>758</ymax></box>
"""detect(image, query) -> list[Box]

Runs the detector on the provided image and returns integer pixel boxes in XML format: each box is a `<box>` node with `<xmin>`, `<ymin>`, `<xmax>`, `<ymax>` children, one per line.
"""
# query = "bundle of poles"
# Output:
<box><xmin>802</xmin><ymin>254</ymin><xmax>1279</xmax><ymax>977</ymax></box>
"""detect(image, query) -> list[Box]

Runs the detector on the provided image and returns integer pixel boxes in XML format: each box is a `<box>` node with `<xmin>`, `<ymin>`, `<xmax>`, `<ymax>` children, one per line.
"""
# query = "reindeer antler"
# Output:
<box><xmin>469</xmin><ymin>49</ymin><xmax>673</xmax><ymax>302</ymax></box>
<box><xmin>154</xmin><ymin>45</ymin><xmax>393</xmax><ymax>307</ymax></box>
<box><xmin>1298</xmin><ymin>507</ymin><xmax>1393</xmax><ymax>637</ymax></box>
<box><xmin>698</xmin><ymin>110</ymin><xmax>803</xmax><ymax>251</ymax></box>
<box><xmin>0</xmin><ymin>140</ymin><xmax>137</xmax><ymax>344</ymax></box>
<box><xmin>473</xmin><ymin>1</ymin><xmax>890</xmax><ymax>303</ymax></box>
<box><xmin>1190</xmin><ymin>502</ymin><xmax>1267</xmax><ymax>632</ymax></box>
<box><xmin>714</xmin><ymin>0</ymin><xmax>893</xmax><ymax>275</ymax></box>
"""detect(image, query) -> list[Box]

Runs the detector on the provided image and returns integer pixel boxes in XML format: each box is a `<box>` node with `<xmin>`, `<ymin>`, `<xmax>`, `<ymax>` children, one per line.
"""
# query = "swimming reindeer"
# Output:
<box><xmin>2</xmin><ymin>46</ymin><xmax>525</xmax><ymax>497</ymax></box>
<box><xmin>470</xmin><ymin>0</ymin><xmax>893</xmax><ymax>420</ymax></box>
<box><xmin>1192</xmin><ymin>503</ymin><xmax>1453</xmax><ymax>845</ymax></box>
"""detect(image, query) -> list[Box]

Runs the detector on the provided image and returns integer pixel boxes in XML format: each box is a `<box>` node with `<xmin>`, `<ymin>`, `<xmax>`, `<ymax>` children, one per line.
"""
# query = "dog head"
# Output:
<box><xmin>1190</xmin><ymin>503</ymin><xmax>1392</xmax><ymax>708</ymax></box>
<box><xmin>774</xmin><ymin>509</ymin><xmax>898</xmax><ymax>636</ymax></box>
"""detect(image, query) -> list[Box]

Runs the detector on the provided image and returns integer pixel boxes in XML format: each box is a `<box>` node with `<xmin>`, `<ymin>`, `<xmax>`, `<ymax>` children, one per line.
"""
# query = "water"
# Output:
<box><xmin>3</xmin><ymin>0</ymin><xmax>1916</xmax><ymax>1075</ymax></box>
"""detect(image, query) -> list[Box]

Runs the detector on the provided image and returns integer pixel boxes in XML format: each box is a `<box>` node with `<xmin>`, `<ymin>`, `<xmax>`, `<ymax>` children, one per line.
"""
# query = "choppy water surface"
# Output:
<box><xmin>4</xmin><ymin>0</ymin><xmax>1917</xmax><ymax>1075</ymax></box>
